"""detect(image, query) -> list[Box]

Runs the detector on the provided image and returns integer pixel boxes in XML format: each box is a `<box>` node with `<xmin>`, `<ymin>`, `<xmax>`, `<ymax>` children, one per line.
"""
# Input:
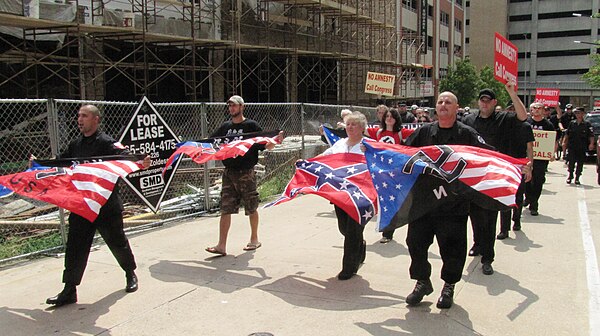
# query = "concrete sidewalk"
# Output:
<box><xmin>0</xmin><ymin>160</ymin><xmax>597</xmax><ymax>335</ymax></box>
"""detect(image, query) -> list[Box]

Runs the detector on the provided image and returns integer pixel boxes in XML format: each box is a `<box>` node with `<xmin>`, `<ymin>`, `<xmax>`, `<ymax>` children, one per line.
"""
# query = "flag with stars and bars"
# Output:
<box><xmin>363</xmin><ymin>141</ymin><xmax>528</xmax><ymax>232</ymax></box>
<box><xmin>264</xmin><ymin>153</ymin><xmax>378</xmax><ymax>226</ymax></box>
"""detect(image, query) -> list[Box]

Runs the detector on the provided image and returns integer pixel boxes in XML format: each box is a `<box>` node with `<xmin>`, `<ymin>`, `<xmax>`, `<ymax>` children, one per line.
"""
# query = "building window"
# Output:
<box><xmin>454</xmin><ymin>44</ymin><xmax>462</xmax><ymax>56</ymax></box>
<box><xmin>439</xmin><ymin>68</ymin><xmax>448</xmax><ymax>78</ymax></box>
<box><xmin>440</xmin><ymin>11</ymin><xmax>450</xmax><ymax>26</ymax></box>
<box><xmin>465</xmin><ymin>37</ymin><xmax>470</xmax><ymax>44</ymax></box>
<box><xmin>402</xmin><ymin>0</ymin><xmax>417</xmax><ymax>11</ymax></box>
<box><xmin>428</xmin><ymin>36</ymin><xmax>433</xmax><ymax>50</ymax></box>
<box><xmin>509</xmin><ymin>14</ymin><xmax>532</xmax><ymax>22</ymax></box>
<box><xmin>465</xmin><ymin>19</ymin><xmax>469</xmax><ymax>26</ymax></box>
<box><xmin>428</xmin><ymin>5</ymin><xmax>433</xmax><ymax>18</ymax></box>
<box><xmin>455</xmin><ymin>0</ymin><xmax>463</xmax><ymax>7</ymax></box>
<box><xmin>454</xmin><ymin>18</ymin><xmax>462</xmax><ymax>32</ymax></box>
<box><xmin>466</xmin><ymin>1</ymin><xmax>470</xmax><ymax>7</ymax></box>
<box><xmin>440</xmin><ymin>40</ymin><xmax>449</xmax><ymax>54</ymax></box>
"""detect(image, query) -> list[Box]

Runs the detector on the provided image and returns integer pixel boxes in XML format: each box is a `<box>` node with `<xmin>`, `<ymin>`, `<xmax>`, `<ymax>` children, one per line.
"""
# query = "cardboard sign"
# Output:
<box><xmin>494</xmin><ymin>33</ymin><xmax>518</xmax><ymax>87</ymax></box>
<box><xmin>118</xmin><ymin>97</ymin><xmax>182</xmax><ymax>212</ymax></box>
<box><xmin>532</xmin><ymin>130</ymin><xmax>556</xmax><ymax>161</ymax></box>
<box><xmin>535</xmin><ymin>88</ymin><xmax>560</xmax><ymax>107</ymax></box>
<box><xmin>364</xmin><ymin>71</ymin><xmax>395</xmax><ymax>97</ymax></box>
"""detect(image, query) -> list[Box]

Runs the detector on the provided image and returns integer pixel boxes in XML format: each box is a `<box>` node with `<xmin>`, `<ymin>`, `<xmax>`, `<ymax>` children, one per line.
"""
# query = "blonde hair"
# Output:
<box><xmin>345</xmin><ymin>111</ymin><xmax>367</xmax><ymax>129</ymax></box>
<box><xmin>340</xmin><ymin>109</ymin><xmax>352</xmax><ymax>119</ymax></box>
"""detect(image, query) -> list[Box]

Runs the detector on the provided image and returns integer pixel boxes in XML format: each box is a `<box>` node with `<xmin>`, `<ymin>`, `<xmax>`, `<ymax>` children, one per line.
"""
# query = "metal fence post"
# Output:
<box><xmin>300</xmin><ymin>103</ymin><xmax>305</xmax><ymax>159</ymax></box>
<box><xmin>201</xmin><ymin>103</ymin><xmax>211</xmax><ymax>211</ymax></box>
<box><xmin>47</xmin><ymin>98</ymin><xmax>68</xmax><ymax>248</ymax></box>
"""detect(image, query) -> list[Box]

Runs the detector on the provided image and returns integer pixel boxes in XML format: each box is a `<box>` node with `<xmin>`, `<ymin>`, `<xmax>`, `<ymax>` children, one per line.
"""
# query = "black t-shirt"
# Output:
<box><xmin>548</xmin><ymin>114</ymin><xmax>560</xmax><ymax>131</ymax></box>
<box><xmin>210</xmin><ymin>118</ymin><xmax>265</xmax><ymax>170</ymax></box>
<box><xmin>507</xmin><ymin>121</ymin><xmax>535</xmax><ymax>159</ymax></box>
<box><xmin>404</xmin><ymin>121</ymin><xmax>490</xmax><ymax>216</ymax></box>
<box><xmin>400</xmin><ymin>111</ymin><xmax>416</xmax><ymax>123</ymax></box>
<box><xmin>59</xmin><ymin>131</ymin><xmax>129</xmax><ymax>213</ymax></box>
<box><xmin>566</xmin><ymin>120</ymin><xmax>594</xmax><ymax>150</ymax></box>
<box><xmin>462</xmin><ymin>111</ymin><xmax>519</xmax><ymax>155</ymax></box>
<box><xmin>560</xmin><ymin>113</ymin><xmax>575</xmax><ymax>129</ymax></box>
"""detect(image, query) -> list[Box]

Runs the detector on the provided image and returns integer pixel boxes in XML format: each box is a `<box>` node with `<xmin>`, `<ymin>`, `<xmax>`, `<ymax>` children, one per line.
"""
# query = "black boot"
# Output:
<box><xmin>46</xmin><ymin>284</ymin><xmax>77</xmax><ymax>306</ymax></box>
<box><xmin>436</xmin><ymin>282</ymin><xmax>455</xmax><ymax>309</ymax></box>
<box><xmin>360</xmin><ymin>240</ymin><xmax>366</xmax><ymax>264</ymax></box>
<box><xmin>406</xmin><ymin>279</ymin><xmax>434</xmax><ymax>305</ymax></box>
<box><xmin>125</xmin><ymin>271</ymin><xmax>138</xmax><ymax>293</ymax></box>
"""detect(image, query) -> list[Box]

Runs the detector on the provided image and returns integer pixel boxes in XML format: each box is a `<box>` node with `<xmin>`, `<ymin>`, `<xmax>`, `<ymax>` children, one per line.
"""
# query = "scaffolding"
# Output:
<box><xmin>0</xmin><ymin>0</ymin><xmax>419</xmax><ymax>105</ymax></box>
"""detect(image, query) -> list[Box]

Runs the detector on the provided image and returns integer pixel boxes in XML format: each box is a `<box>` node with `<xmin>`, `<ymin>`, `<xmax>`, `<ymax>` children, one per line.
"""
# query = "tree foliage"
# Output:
<box><xmin>583</xmin><ymin>54</ymin><xmax>600</xmax><ymax>88</ymax></box>
<box><xmin>438</xmin><ymin>59</ymin><xmax>480</xmax><ymax>107</ymax></box>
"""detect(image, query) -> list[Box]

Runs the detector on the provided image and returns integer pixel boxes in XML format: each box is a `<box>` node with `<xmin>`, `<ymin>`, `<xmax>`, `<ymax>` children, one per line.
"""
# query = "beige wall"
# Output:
<box><xmin>466</xmin><ymin>0</ymin><xmax>508</xmax><ymax>70</ymax></box>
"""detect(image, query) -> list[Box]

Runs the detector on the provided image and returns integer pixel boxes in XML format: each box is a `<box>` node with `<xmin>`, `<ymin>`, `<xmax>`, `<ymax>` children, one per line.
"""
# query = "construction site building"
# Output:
<box><xmin>0</xmin><ymin>0</ymin><xmax>465</xmax><ymax>105</ymax></box>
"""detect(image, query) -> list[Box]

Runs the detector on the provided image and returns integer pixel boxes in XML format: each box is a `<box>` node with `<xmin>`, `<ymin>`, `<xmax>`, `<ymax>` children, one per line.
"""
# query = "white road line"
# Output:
<box><xmin>577</xmin><ymin>186</ymin><xmax>600</xmax><ymax>335</ymax></box>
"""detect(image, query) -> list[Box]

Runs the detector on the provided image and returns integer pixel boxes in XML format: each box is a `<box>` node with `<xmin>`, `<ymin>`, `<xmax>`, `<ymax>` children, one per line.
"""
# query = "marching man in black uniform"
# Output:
<box><xmin>46</xmin><ymin>104</ymin><xmax>150</xmax><ymax>307</ymax></box>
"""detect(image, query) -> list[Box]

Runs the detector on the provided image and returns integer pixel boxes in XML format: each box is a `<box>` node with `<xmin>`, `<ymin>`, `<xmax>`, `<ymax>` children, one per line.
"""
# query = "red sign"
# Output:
<box><xmin>535</xmin><ymin>88</ymin><xmax>560</xmax><ymax>107</ymax></box>
<box><xmin>494</xmin><ymin>33</ymin><xmax>518</xmax><ymax>88</ymax></box>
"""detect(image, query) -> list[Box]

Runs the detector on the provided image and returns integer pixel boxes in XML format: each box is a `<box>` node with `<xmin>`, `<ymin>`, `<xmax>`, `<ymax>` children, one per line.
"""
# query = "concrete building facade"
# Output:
<box><xmin>466</xmin><ymin>0</ymin><xmax>600</xmax><ymax>109</ymax></box>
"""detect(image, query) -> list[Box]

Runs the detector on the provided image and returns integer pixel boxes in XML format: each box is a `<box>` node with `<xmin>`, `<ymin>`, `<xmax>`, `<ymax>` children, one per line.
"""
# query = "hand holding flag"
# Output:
<box><xmin>0</xmin><ymin>160</ymin><xmax>144</xmax><ymax>222</ymax></box>
<box><xmin>363</xmin><ymin>141</ymin><xmax>528</xmax><ymax>232</ymax></box>
<box><xmin>163</xmin><ymin>131</ymin><xmax>282</xmax><ymax>175</ymax></box>
<box><xmin>264</xmin><ymin>153</ymin><xmax>378</xmax><ymax>226</ymax></box>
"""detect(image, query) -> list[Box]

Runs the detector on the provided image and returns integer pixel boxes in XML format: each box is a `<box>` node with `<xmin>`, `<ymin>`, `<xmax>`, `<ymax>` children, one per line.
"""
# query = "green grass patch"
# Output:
<box><xmin>0</xmin><ymin>231</ymin><xmax>63</xmax><ymax>260</ymax></box>
<box><xmin>258</xmin><ymin>165</ymin><xmax>295</xmax><ymax>201</ymax></box>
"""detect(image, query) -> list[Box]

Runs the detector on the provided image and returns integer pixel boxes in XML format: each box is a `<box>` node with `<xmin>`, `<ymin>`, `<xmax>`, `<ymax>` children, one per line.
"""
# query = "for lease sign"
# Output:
<box><xmin>365</xmin><ymin>71</ymin><xmax>395</xmax><ymax>97</ymax></box>
<box><xmin>494</xmin><ymin>32</ymin><xmax>518</xmax><ymax>87</ymax></box>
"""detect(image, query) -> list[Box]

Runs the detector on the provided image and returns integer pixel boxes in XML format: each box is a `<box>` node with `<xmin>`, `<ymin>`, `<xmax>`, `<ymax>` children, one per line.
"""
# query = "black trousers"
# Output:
<box><xmin>334</xmin><ymin>206</ymin><xmax>365</xmax><ymax>274</ymax></box>
<box><xmin>469</xmin><ymin>204</ymin><xmax>498</xmax><ymax>264</ymax></box>
<box><xmin>407</xmin><ymin>214</ymin><xmax>468</xmax><ymax>284</ymax></box>
<box><xmin>63</xmin><ymin>210</ymin><xmax>137</xmax><ymax>286</ymax></box>
<box><xmin>501</xmin><ymin>174</ymin><xmax>526</xmax><ymax>232</ymax></box>
<box><xmin>568</xmin><ymin>147</ymin><xmax>586</xmax><ymax>178</ymax></box>
<box><xmin>526</xmin><ymin>160</ymin><xmax>549</xmax><ymax>212</ymax></box>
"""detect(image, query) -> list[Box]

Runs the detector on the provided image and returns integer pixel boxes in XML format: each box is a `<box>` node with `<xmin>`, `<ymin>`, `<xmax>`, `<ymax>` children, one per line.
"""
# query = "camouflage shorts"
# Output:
<box><xmin>220</xmin><ymin>168</ymin><xmax>259</xmax><ymax>215</ymax></box>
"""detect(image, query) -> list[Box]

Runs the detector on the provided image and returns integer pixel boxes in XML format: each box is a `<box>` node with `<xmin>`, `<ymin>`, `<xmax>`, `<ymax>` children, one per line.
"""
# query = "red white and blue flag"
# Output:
<box><xmin>264</xmin><ymin>153</ymin><xmax>378</xmax><ymax>226</ymax></box>
<box><xmin>363</xmin><ymin>141</ymin><xmax>528</xmax><ymax>232</ymax></box>
<box><xmin>0</xmin><ymin>160</ymin><xmax>143</xmax><ymax>222</ymax></box>
<box><xmin>163</xmin><ymin>131</ymin><xmax>280</xmax><ymax>174</ymax></box>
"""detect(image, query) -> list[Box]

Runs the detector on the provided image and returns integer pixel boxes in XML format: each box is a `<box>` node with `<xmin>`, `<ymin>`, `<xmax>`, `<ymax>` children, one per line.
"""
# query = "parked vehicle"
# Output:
<box><xmin>584</xmin><ymin>112</ymin><xmax>600</xmax><ymax>159</ymax></box>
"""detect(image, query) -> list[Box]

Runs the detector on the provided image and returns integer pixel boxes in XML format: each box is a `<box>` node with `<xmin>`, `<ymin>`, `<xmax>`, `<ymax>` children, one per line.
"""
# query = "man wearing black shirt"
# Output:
<box><xmin>403</xmin><ymin>91</ymin><xmax>489</xmax><ymax>309</ymax></box>
<box><xmin>523</xmin><ymin>102</ymin><xmax>557</xmax><ymax>216</ymax></box>
<box><xmin>46</xmin><ymin>105</ymin><xmax>150</xmax><ymax>307</ymax></box>
<box><xmin>497</xmin><ymin>118</ymin><xmax>534</xmax><ymax>239</ymax></box>
<box><xmin>562</xmin><ymin>107</ymin><xmax>595</xmax><ymax>184</ymax></box>
<box><xmin>462</xmin><ymin>84</ymin><xmax>529</xmax><ymax>276</ymax></box>
<box><xmin>205</xmin><ymin>95</ymin><xmax>282</xmax><ymax>256</ymax></box>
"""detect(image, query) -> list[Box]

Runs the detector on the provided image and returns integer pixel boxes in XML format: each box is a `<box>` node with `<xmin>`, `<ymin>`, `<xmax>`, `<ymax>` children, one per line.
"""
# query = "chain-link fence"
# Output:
<box><xmin>0</xmin><ymin>98</ymin><xmax>376</xmax><ymax>264</ymax></box>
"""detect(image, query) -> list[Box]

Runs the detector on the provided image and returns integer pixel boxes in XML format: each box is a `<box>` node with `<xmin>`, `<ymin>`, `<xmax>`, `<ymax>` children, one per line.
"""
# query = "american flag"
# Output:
<box><xmin>363</xmin><ymin>141</ymin><xmax>527</xmax><ymax>232</ymax></box>
<box><xmin>163</xmin><ymin>133</ymin><xmax>280</xmax><ymax>174</ymax></box>
<box><xmin>163</xmin><ymin>142</ymin><xmax>216</xmax><ymax>175</ymax></box>
<box><xmin>264</xmin><ymin>153</ymin><xmax>378</xmax><ymax>226</ymax></box>
<box><xmin>0</xmin><ymin>160</ymin><xmax>143</xmax><ymax>222</ymax></box>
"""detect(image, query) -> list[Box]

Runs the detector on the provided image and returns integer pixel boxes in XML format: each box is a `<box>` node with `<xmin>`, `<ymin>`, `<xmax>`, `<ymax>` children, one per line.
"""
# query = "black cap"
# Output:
<box><xmin>566</xmin><ymin>104</ymin><xmax>573</xmax><ymax>109</ymax></box>
<box><xmin>478</xmin><ymin>88</ymin><xmax>496</xmax><ymax>100</ymax></box>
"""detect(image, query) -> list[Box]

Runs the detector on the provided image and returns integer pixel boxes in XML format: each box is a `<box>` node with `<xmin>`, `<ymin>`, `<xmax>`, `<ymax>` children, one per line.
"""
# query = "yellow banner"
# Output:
<box><xmin>364</xmin><ymin>71</ymin><xmax>395</xmax><ymax>97</ymax></box>
<box><xmin>532</xmin><ymin>130</ymin><xmax>556</xmax><ymax>161</ymax></box>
